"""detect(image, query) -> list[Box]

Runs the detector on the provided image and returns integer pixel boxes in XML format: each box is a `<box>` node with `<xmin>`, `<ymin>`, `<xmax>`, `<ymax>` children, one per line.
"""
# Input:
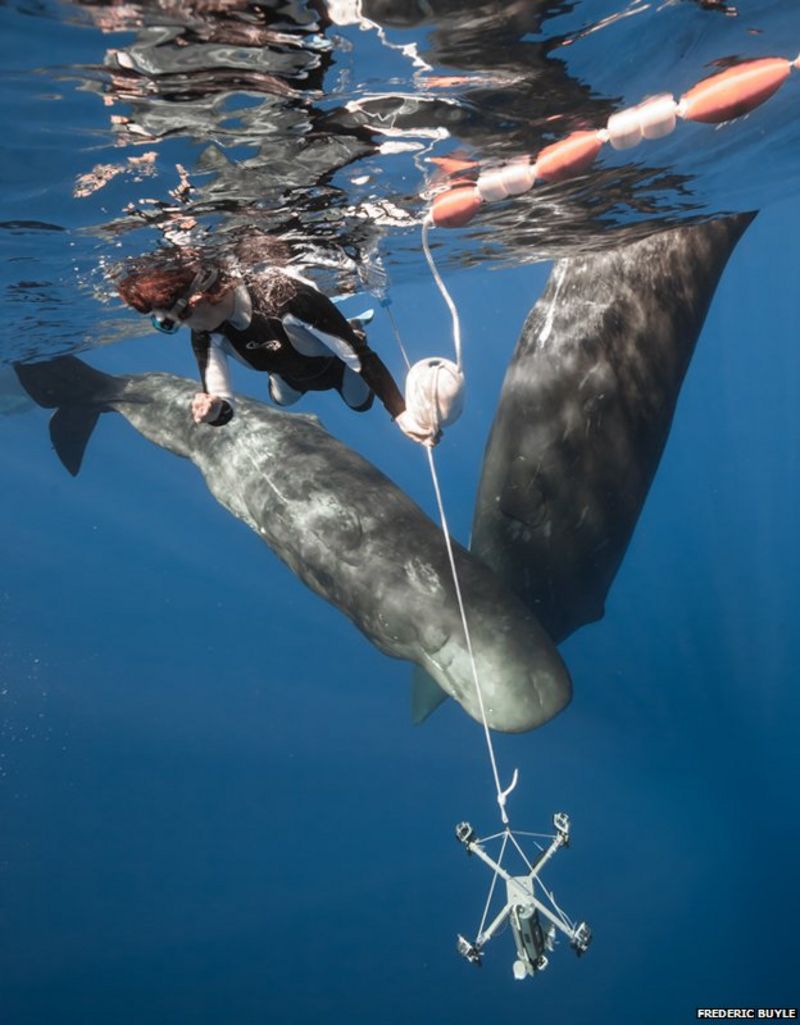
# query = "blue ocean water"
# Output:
<box><xmin>1</xmin><ymin>3</ymin><xmax>799</xmax><ymax>1024</ymax></box>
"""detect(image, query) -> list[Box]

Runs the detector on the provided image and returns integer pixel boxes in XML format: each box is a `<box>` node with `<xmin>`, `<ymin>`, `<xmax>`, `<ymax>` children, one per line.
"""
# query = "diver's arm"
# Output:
<box><xmin>190</xmin><ymin>331</ymin><xmax>234</xmax><ymax>426</ymax></box>
<box><xmin>356</xmin><ymin>347</ymin><xmax>406</xmax><ymax>418</ymax></box>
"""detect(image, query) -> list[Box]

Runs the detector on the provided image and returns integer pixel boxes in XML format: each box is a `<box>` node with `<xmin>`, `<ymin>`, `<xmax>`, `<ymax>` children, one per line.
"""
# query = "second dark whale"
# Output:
<box><xmin>472</xmin><ymin>214</ymin><xmax>755</xmax><ymax>642</ymax></box>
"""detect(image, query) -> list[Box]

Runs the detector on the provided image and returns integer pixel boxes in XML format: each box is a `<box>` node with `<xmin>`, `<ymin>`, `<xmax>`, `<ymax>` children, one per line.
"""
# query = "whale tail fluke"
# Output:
<box><xmin>14</xmin><ymin>356</ymin><xmax>123</xmax><ymax>476</ymax></box>
<box><xmin>47</xmin><ymin>406</ymin><xmax>100</xmax><ymax>476</ymax></box>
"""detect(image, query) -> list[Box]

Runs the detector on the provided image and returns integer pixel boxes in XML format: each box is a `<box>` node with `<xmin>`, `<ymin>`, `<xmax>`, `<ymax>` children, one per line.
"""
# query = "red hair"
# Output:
<box><xmin>117</xmin><ymin>254</ymin><xmax>234</xmax><ymax>314</ymax></box>
<box><xmin>117</xmin><ymin>266</ymin><xmax>197</xmax><ymax>313</ymax></box>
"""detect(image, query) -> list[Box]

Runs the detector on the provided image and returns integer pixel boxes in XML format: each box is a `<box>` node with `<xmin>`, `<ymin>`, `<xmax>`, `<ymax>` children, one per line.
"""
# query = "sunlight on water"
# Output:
<box><xmin>2</xmin><ymin>1</ymin><xmax>800</xmax><ymax>363</ymax></box>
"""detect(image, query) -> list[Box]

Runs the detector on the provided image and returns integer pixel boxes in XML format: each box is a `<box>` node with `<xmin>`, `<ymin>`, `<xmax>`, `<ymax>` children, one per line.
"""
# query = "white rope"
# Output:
<box><xmin>507</xmin><ymin>831</ymin><xmax>574</xmax><ymax>929</ymax></box>
<box><xmin>508</xmin><ymin>830</ymin><xmax>536</xmax><ymax>875</ymax></box>
<box><xmin>425</xmin><ymin>445</ymin><xmax>513</xmax><ymax>825</ymax></box>
<box><xmin>537</xmin><ymin>878</ymin><xmax>576</xmax><ymax>932</ymax></box>
<box><xmin>391</xmin><ymin>229</ymin><xmax>514</xmax><ymax>826</ymax></box>
<box><xmin>477</xmin><ymin>831</ymin><xmax>508</xmax><ymax>844</ymax></box>
<box><xmin>382</xmin><ymin>299</ymin><xmax>412</xmax><ymax>371</ymax></box>
<box><xmin>477</xmin><ymin>829</ymin><xmax>509</xmax><ymax>940</ymax></box>
<box><xmin>422</xmin><ymin>215</ymin><xmax>463</xmax><ymax>371</ymax></box>
<box><xmin>389</xmin><ymin>249</ymin><xmax>582</xmax><ymax>954</ymax></box>
<box><xmin>507</xmin><ymin>830</ymin><xmax>574</xmax><ymax>931</ymax></box>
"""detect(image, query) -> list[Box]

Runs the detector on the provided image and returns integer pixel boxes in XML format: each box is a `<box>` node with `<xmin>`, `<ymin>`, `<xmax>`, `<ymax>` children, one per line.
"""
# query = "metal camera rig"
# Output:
<box><xmin>455</xmin><ymin>812</ymin><xmax>591</xmax><ymax>980</ymax></box>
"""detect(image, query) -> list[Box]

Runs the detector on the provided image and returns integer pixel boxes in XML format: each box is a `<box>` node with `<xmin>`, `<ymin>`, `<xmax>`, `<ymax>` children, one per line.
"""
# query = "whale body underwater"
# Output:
<box><xmin>15</xmin><ymin>214</ymin><xmax>753</xmax><ymax>733</ymax></box>
<box><xmin>473</xmin><ymin>213</ymin><xmax>754</xmax><ymax>643</ymax></box>
<box><xmin>15</xmin><ymin>355</ymin><xmax>570</xmax><ymax>734</ymax></box>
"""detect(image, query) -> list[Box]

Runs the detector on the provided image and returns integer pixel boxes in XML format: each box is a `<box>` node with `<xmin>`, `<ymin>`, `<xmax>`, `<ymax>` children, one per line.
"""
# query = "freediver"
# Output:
<box><xmin>116</xmin><ymin>251</ymin><xmax>438</xmax><ymax>445</ymax></box>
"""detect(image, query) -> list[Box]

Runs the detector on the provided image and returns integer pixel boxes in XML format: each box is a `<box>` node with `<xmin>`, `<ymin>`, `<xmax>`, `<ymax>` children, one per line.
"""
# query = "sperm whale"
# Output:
<box><xmin>471</xmin><ymin>213</ymin><xmax>755</xmax><ymax>642</ymax></box>
<box><xmin>15</xmin><ymin>355</ymin><xmax>571</xmax><ymax>733</ymax></box>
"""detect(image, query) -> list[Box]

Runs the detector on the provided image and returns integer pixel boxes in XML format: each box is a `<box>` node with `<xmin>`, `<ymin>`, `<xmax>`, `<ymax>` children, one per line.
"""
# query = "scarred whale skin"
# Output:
<box><xmin>472</xmin><ymin>214</ymin><xmax>755</xmax><ymax>643</ymax></box>
<box><xmin>16</xmin><ymin>356</ymin><xmax>571</xmax><ymax>733</ymax></box>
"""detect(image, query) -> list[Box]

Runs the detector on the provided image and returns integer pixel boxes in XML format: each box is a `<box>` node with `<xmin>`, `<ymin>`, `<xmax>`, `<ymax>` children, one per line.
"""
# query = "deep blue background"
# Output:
<box><xmin>4</xmin><ymin>211</ymin><xmax>799</xmax><ymax>1022</ymax></box>
<box><xmin>2</xmin><ymin>4</ymin><xmax>799</xmax><ymax>1024</ymax></box>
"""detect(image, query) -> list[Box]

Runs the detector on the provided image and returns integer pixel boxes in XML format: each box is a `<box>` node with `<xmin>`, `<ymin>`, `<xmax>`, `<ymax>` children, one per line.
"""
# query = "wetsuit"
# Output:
<box><xmin>190</xmin><ymin>269</ymin><xmax>405</xmax><ymax>426</ymax></box>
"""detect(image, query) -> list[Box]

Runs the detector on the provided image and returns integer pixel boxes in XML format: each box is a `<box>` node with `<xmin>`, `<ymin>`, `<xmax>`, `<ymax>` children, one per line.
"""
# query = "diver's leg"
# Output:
<box><xmin>283</xmin><ymin>321</ymin><xmax>373</xmax><ymax>411</ymax></box>
<box><xmin>268</xmin><ymin>374</ymin><xmax>303</xmax><ymax>407</ymax></box>
<box><xmin>339</xmin><ymin>366</ymin><xmax>374</xmax><ymax>412</ymax></box>
<box><xmin>282</xmin><ymin>324</ymin><xmax>330</xmax><ymax>358</ymax></box>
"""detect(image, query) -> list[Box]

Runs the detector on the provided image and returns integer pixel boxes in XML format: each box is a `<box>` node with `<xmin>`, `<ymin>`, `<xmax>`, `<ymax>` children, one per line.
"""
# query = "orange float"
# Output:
<box><xmin>429</xmin><ymin>156</ymin><xmax>479</xmax><ymax>175</ymax></box>
<box><xmin>533</xmin><ymin>130</ymin><xmax>605</xmax><ymax>183</ymax></box>
<box><xmin>679</xmin><ymin>57</ymin><xmax>791</xmax><ymax>124</ymax></box>
<box><xmin>426</xmin><ymin>50</ymin><xmax>800</xmax><ymax>227</ymax></box>
<box><xmin>430</xmin><ymin>184</ymin><xmax>482</xmax><ymax>228</ymax></box>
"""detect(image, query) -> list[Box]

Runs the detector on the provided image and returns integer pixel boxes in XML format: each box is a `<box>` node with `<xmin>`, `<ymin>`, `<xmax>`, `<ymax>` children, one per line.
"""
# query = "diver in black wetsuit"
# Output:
<box><xmin>117</xmin><ymin>255</ymin><xmax>435</xmax><ymax>445</ymax></box>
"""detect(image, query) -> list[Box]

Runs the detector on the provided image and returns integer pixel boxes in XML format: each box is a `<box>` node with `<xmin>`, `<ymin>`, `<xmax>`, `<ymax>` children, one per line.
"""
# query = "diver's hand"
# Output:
<box><xmin>192</xmin><ymin>392</ymin><xmax>223</xmax><ymax>424</ymax></box>
<box><xmin>395</xmin><ymin>409</ymin><xmax>441</xmax><ymax>448</ymax></box>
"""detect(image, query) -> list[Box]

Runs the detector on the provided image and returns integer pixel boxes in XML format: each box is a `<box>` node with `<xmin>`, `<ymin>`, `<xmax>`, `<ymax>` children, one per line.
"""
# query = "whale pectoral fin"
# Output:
<box><xmin>411</xmin><ymin>667</ymin><xmax>449</xmax><ymax>725</ymax></box>
<box><xmin>49</xmin><ymin>406</ymin><xmax>100</xmax><ymax>477</ymax></box>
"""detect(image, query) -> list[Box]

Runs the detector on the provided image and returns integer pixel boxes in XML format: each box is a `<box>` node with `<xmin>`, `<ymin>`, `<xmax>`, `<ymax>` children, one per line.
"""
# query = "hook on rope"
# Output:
<box><xmin>497</xmin><ymin>768</ymin><xmax>519</xmax><ymax>825</ymax></box>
